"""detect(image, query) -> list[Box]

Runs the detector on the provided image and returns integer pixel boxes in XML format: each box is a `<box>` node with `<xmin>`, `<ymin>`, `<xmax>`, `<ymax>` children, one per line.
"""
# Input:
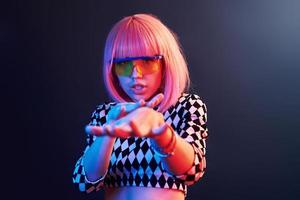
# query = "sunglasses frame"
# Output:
<box><xmin>111</xmin><ymin>55</ymin><xmax>163</xmax><ymax>64</ymax></box>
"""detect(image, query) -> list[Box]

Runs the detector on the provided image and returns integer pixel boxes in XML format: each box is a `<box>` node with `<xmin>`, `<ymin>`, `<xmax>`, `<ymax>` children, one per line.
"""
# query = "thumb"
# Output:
<box><xmin>147</xmin><ymin>93</ymin><xmax>164</xmax><ymax>108</ymax></box>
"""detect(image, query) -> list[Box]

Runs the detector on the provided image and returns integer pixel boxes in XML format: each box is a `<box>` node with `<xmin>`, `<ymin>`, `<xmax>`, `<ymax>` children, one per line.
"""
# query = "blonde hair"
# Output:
<box><xmin>103</xmin><ymin>13</ymin><xmax>190</xmax><ymax>112</ymax></box>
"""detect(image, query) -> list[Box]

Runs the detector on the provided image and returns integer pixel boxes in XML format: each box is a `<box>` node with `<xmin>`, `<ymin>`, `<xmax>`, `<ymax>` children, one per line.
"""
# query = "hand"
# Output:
<box><xmin>103</xmin><ymin>107</ymin><xmax>167</xmax><ymax>138</ymax></box>
<box><xmin>85</xmin><ymin>93</ymin><xmax>164</xmax><ymax>137</ymax></box>
<box><xmin>106</xmin><ymin>99</ymin><xmax>145</xmax><ymax>123</ymax></box>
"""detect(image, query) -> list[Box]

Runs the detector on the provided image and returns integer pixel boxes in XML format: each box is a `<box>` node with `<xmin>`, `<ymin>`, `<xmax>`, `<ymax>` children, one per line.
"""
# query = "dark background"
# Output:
<box><xmin>4</xmin><ymin>0</ymin><xmax>300</xmax><ymax>199</ymax></box>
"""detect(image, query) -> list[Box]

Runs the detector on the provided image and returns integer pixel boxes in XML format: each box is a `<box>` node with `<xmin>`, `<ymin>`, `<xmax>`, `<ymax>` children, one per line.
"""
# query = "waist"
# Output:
<box><xmin>104</xmin><ymin>186</ymin><xmax>185</xmax><ymax>200</ymax></box>
<box><xmin>103</xmin><ymin>172</ymin><xmax>187</xmax><ymax>194</ymax></box>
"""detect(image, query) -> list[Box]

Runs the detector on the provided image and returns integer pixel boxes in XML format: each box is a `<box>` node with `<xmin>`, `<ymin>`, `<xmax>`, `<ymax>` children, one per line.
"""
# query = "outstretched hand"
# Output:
<box><xmin>85</xmin><ymin>93</ymin><xmax>166</xmax><ymax>138</ymax></box>
<box><xmin>101</xmin><ymin>106</ymin><xmax>168</xmax><ymax>138</ymax></box>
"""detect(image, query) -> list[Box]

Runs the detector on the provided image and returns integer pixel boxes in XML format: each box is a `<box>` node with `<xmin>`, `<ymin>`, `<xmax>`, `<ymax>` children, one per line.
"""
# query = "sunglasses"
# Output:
<box><xmin>112</xmin><ymin>55</ymin><xmax>163</xmax><ymax>76</ymax></box>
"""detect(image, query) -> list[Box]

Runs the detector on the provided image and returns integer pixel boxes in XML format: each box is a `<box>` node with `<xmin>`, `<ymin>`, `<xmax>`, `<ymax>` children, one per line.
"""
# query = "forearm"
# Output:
<box><xmin>153</xmin><ymin>127</ymin><xmax>195</xmax><ymax>176</ymax></box>
<box><xmin>82</xmin><ymin>136</ymin><xmax>116</xmax><ymax>182</ymax></box>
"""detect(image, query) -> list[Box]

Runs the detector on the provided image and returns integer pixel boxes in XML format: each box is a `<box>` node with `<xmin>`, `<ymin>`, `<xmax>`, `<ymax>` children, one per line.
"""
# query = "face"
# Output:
<box><xmin>115</xmin><ymin>58</ymin><xmax>163</xmax><ymax>102</ymax></box>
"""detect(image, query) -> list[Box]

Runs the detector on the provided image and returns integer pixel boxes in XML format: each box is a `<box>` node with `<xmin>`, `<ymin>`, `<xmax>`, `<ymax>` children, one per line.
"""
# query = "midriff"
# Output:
<box><xmin>104</xmin><ymin>186</ymin><xmax>185</xmax><ymax>200</ymax></box>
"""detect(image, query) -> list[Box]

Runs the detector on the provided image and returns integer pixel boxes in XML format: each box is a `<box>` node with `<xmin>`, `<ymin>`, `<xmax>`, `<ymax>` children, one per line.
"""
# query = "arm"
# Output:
<box><xmin>152</xmin><ymin>94</ymin><xmax>208</xmax><ymax>185</ymax></box>
<box><xmin>82</xmin><ymin>136</ymin><xmax>116</xmax><ymax>182</ymax></box>
<box><xmin>73</xmin><ymin>99</ymin><xmax>148</xmax><ymax>193</ymax></box>
<box><xmin>153</xmin><ymin>126</ymin><xmax>195</xmax><ymax>175</ymax></box>
<box><xmin>72</xmin><ymin>104</ymin><xmax>114</xmax><ymax>193</ymax></box>
<box><xmin>81</xmin><ymin>94</ymin><xmax>208</xmax><ymax>186</ymax></box>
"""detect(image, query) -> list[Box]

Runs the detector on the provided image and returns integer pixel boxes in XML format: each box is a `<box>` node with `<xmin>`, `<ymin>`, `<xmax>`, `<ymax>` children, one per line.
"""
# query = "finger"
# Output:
<box><xmin>104</xmin><ymin>124</ymin><xmax>114</xmax><ymax>137</ymax></box>
<box><xmin>123</xmin><ymin>99</ymin><xmax>145</xmax><ymax>114</ymax></box>
<box><xmin>85</xmin><ymin>125</ymin><xmax>106</xmax><ymax>136</ymax></box>
<box><xmin>129</xmin><ymin>120</ymin><xmax>141</xmax><ymax>136</ymax></box>
<box><xmin>131</xmin><ymin>99</ymin><xmax>146</xmax><ymax>110</ymax></box>
<box><xmin>114</xmin><ymin>104</ymin><xmax>131</xmax><ymax>120</ymax></box>
<box><xmin>151</xmin><ymin>123</ymin><xmax>169</xmax><ymax>137</ymax></box>
<box><xmin>114</xmin><ymin>124</ymin><xmax>132</xmax><ymax>138</ymax></box>
<box><xmin>118</xmin><ymin>105</ymin><xmax>127</xmax><ymax>118</ymax></box>
<box><xmin>146</xmin><ymin>93</ymin><xmax>164</xmax><ymax>108</ymax></box>
<box><xmin>104</xmin><ymin>122</ymin><xmax>132</xmax><ymax>138</ymax></box>
<box><xmin>138</xmin><ymin>99</ymin><xmax>146</xmax><ymax>106</ymax></box>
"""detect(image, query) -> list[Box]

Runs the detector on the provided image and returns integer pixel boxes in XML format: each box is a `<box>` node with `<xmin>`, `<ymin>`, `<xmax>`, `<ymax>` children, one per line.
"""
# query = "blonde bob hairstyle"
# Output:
<box><xmin>103</xmin><ymin>13</ymin><xmax>190</xmax><ymax>112</ymax></box>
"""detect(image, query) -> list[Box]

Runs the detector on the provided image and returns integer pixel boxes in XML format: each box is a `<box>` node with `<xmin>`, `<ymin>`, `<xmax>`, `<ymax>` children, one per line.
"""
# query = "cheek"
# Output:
<box><xmin>147</xmin><ymin>72</ymin><xmax>163</xmax><ymax>89</ymax></box>
<box><xmin>117</xmin><ymin>77</ymin><xmax>130</xmax><ymax>90</ymax></box>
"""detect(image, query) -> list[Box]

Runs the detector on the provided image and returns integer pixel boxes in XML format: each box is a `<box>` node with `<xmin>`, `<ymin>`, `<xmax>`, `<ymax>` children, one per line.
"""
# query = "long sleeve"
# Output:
<box><xmin>72</xmin><ymin>103</ymin><xmax>113</xmax><ymax>193</ymax></box>
<box><xmin>171</xmin><ymin>94</ymin><xmax>209</xmax><ymax>185</ymax></box>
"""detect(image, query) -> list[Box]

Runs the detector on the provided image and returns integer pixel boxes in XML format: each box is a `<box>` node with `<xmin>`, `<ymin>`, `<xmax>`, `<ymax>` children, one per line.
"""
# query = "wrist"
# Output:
<box><xmin>153</xmin><ymin>124</ymin><xmax>172</xmax><ymax>146</ymax></box>
<box><xmin>150</xmin><ymin>124</ymin><xmax>177</xmax><ymax>157</ymax></box>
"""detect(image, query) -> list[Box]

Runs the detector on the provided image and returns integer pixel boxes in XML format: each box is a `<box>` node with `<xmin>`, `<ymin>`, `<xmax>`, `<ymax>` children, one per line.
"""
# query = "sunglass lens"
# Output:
<box><xmin>114</xmin><ymin>62</ymin><xmax>133</xmax><ymax>76</ymax></box>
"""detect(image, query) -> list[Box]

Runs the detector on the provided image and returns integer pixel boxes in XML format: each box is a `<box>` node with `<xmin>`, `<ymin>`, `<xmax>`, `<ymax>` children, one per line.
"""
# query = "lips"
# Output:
<box><xmin>131</xmin><ymin>83</ymin><xmax>146</xmax><ymax>94</ymax></box>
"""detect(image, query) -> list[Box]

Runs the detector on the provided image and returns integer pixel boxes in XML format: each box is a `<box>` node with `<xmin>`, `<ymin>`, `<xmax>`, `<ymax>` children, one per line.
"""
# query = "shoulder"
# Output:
<box><xmin>177</xmin><ymin>93</ymin><xmax>207</xmax><ymax>109</ymax></box>
<box><xmin>93</xmin><ymin>102</ymin><xmax>117</xmax><ymax>113</ymax></box>
<box><xmin>174</xmin><ymin>93</ymin><xmax>207</xmax><ymax>118</ymax></box>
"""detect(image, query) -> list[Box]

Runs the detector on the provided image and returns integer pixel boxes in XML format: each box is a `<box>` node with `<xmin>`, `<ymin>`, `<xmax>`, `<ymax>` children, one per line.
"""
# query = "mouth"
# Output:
<box><xmin>131</xmin><ymin>83</ymin><xmax>147</xmax><ymax>94</ymax></box>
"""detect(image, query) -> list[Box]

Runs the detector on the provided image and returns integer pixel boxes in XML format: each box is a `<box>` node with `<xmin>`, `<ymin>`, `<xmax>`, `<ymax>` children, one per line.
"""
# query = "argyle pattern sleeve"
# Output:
<box><xmin>163</xmin><ymin>93</ymin><xmax>208</xmax><ymax>186</ymax></box>
<box><xmin>72</xmin><ymin>93</ymin><xmax>208</xmax><ymax>194</ymax></box>
<box><xmin>72</xmin><ymin>103</ymin><xmax>115</xmax><ymax>193</ymax></box>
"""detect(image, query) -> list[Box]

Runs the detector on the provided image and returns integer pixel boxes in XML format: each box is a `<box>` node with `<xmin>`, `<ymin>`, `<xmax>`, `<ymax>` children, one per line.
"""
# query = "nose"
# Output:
<box><xmin>131</xmin><ymin>62</ymin><xmax>143</xmax><ymax>78</ymax></box>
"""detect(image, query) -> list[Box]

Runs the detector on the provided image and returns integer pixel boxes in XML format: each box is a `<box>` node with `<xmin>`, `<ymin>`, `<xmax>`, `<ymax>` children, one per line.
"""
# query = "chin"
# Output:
<box><xmin>130</xmin><ymin>94</ymin><xmax>148</xmax><ymax>102</ymax></box>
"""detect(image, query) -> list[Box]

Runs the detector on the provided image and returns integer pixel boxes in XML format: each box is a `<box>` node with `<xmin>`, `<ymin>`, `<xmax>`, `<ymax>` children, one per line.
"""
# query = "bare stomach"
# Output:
<box><xmin>104</xmin><ymin>186</ymin><xmax>185</xmax><ymax>200</ymax></box>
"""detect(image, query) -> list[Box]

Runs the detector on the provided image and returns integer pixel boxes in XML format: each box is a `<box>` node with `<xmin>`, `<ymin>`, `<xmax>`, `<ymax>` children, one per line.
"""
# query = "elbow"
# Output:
<box><xmin>72</xmin><ymin>172</ymin><xmax>104</xmax><ymax>193</ymax></box>
<box><xmin>181</xmin><ymin>156</ymin><xmax>206</xmax><ymax>186</ymax></box>
<box><xmin>187</xmin><ymin>155</ymin><xmax>206</xmax><ymax>185</ymax></box>
<box><xmin>72</xmin><ymin>157</ymin><xmax>104</xmax><ymax>193</ymax></box>
<box><xmin>174</xmin><ymin>144</ymin><xmax>207</xmax><ymax>186</ymax></box>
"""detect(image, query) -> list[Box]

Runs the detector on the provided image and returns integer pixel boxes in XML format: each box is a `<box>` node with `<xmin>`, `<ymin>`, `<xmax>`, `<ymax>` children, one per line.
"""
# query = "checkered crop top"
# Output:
<box><xmin>72</xmin><ymin>93</ymin><xmax>208</xmax><ymax>195</ymax></box>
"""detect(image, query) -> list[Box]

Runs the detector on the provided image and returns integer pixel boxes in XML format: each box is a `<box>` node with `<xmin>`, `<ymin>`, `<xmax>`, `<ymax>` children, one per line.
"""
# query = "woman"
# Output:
<box><xmin>72</xmin><ymin>13</ymin><xmax>209</xmax><ymax>200</ymax></box>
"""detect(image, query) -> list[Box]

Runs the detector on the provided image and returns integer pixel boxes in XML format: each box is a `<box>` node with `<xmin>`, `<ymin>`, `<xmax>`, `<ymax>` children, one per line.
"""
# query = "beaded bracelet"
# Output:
<box><xmin>150</xmin><ymin>124</ymin><xmax>177</xmax><ymax>157</ymax></box>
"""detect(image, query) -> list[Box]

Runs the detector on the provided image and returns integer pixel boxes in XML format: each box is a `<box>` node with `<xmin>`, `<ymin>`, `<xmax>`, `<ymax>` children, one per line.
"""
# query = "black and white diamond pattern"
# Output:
<box><xmin>73</xmin><ymin>93</ymin><xmax>208</xmax><ymax>197</ymax></box>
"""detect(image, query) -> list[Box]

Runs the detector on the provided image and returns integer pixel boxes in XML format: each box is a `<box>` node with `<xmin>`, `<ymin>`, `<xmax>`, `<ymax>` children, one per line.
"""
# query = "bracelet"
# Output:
<box><xmin>150</xmin><ymin>124</ymin><xmax>177</xmax><ymax>157</ymax></box>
